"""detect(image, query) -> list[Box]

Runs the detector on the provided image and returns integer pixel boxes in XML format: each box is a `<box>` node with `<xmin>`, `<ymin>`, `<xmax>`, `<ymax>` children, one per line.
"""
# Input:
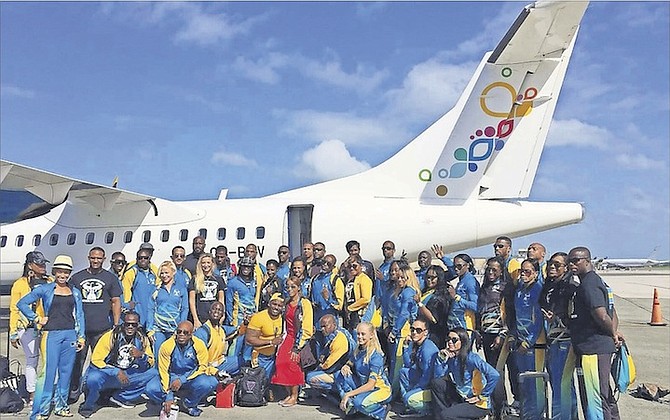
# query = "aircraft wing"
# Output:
<box><xmin>1</xmin><ymin>159</ymin><xmax>155</xmax><ymax>211</ymax></box>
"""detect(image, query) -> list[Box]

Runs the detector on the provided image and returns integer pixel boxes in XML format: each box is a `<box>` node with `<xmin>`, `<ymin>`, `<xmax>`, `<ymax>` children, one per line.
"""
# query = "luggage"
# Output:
<box><xmin>517</xmin><ymin>371</ymin><xmax>550</xmax><ymax>420</ymax></box>
<box><xmin>235</xmin><ymin>366</ymin><xmax>267</xmax><ymax>407</ymax></box>
<box><xmin>216</xmin><ymin>382</ymin><xmax>236</xmax><ymax>408</ymax></box>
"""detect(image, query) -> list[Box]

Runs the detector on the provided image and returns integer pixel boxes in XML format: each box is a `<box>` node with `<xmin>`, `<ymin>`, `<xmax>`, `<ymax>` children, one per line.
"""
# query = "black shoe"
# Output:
<box><xmin>78</xmin><ymin>406</ymin><xmax>94</xmax><ymax>419</ymax></box>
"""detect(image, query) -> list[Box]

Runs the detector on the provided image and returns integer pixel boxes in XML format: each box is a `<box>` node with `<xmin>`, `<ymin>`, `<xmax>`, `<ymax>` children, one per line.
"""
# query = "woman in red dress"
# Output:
<box><xmin>272</xmin><ymin>275</ymin><xmax>314</xmax><ymax>407</ymax></box>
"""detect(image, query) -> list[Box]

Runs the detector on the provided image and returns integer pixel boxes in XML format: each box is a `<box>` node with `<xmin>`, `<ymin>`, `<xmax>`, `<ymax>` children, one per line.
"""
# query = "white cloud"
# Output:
<box><xmin>546</xmin><ymin>118</ymin><xmax>610</xmax><ymax>148</ymax></box>
<box><xmin>276</xmin><ymin>109</ymin><xmax>399</xmax><ymax>146</ymax></box>
<box><xmin>297</xmin><ymin>140</ymin><xmax>370</xmax><ymax>181</ymax></box>
<box><xmin>211</xmin><ymin>148</ymin><xmax>258</xmax><ymax>167</ymax></box>
<box><xmin>615</xmin><ymin>153</ymin><xmax>665</xmax><ymax>170</ymax></box>
<box><xmin>232</xmin><ymin>53</ymin><xmax>289</xmax><ymax>84</ymax></box>
<box><xmin>1</xmin><ymin>85</ymin><xmax>35</xmax><ymax>99</ymax></box>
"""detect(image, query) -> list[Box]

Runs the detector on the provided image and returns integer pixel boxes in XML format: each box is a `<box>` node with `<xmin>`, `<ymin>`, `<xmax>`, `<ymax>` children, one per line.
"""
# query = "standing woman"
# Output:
<box><xmin>189</xmin><ymin>253</ymin><xmax>226</xmax><ymax>329</ymax></box>
<box><xmin>9</xmin><ymin>251</ymin><xmax>51</xmax><ymax>406</ymax></box>
<box><xmin>18</xmin><ymin>255</ymin><xmax>85</xmax><ymax>420</ymax></box>
<box><xmin>416</xmin><ymin>265</ymin><xmax>454</xmax><ymax>349</ymax></box>
<box><xmin>430</xmin><ymin>328</ymin><xmax>500</xmax><ymax>420</ymax></box>
<box><xmin>271</xmin><ymin>276</ymin><xmax>314</xmax><ymax>407</ymax></box>
<box><xmin>387</xmin><ymin>262</ymin><xmax>421</xmax><ymax>395</ymax></box>
<box><xmin>512</xmin><ymin>259</ymin><xmax>546</xmax><ymax>420</ymax></box>
<box><xmin>448</xmin><ymin>254</ymin><xmax>480</xmax><ymax>333</ymax></box>
<box><xmin>147</xmin><ymin>261</ymin><xmax>189</xmax><ymax>357</ymax></box>
<box><xmin>343</xmin><ymin>255</ymin><xmax>374</xmax><ymax>332</ymax></box>
<box><xmin>336</xmin><ymin>322</ymin><xmax>392</xmax><ymax>420</ymax></box>
<box><xmin>540</xmin><ymin>252</ymin><xmax>579</xmax><ymax>420</ymax></box>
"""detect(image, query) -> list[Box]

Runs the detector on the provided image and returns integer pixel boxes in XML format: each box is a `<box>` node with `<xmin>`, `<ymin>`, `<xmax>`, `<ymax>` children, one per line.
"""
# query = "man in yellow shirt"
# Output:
<box><xmin>245</xmin><ymin>293</ymin><xmax>284</xmax><ymax>377</ymax></box>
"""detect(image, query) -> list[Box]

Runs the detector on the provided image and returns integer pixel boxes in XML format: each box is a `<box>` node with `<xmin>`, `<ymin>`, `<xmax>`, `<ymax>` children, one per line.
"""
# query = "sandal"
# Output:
<box><xmin>279</xmin><ymin>399</ymin><xmax>297</xmax><ymax>407</ymax></box>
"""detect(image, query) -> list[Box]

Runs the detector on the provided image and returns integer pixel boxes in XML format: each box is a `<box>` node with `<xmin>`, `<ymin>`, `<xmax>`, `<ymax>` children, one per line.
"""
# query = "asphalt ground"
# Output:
<box><xmin>1</xmin><ymin>270</ymin><xmax>668</xmax><ymax>419</ymax></box>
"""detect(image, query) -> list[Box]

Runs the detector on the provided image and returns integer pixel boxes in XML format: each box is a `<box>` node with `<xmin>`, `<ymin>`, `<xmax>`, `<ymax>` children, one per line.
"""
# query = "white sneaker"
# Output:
<box><xmin>109</xmin><ymin>396</ymin><xmax>134</xmax><ymax>408</ymax></box>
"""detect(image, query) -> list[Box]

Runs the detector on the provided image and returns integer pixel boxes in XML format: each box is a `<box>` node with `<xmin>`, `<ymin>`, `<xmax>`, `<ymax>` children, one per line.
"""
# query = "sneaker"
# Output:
<box><xmin>109</xmin><ymin>396</ymin><xmax>135</xmax><ymax>409</ymax></box>
<box><xmin>184</xmin><ymin>406</ymin><xmax>203</xmax><ymax>417</ymax></box>
<box><xmin>505</xmin><ymin>401</ymin><xmax>521</xmax><ymax>418</ymax></box>
<box><xmin>78</xmin><ymin>406</ymin><xmax>94</xmax><ymax>418</ymax></box>
<box><xmin>397</xmin><ymin>408</ymin><xmax>424</xmax><ymax>418</ymax></box>
<box><xmin>54</xmin><ymin>408</ymin><xmax>74</xmax><ymax>417</ymax></box>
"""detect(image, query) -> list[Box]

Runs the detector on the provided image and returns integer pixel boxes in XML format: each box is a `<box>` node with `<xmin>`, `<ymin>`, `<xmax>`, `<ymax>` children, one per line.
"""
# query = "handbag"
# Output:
<box><xmin>299</xmin><ymin>341</ymin><xmax>318</xmax><ymax>371</ymax></box>
<box><xmin>611</xmin><ymin>342</ymin><xmax>636</xmax><ymax>394</ymax></box>
<box><xmin>0</xmin><ymin>360</ymin><xmax>28</xmax><ymax>401</ymax></box>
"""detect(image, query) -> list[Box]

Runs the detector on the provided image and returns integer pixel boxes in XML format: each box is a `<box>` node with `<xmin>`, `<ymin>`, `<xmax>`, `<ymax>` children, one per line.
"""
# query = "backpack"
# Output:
<box><xmin>612</xmin><ymin>342</ymin><xmax>636</xmax><ymax>394</ymax></box>
<box><xmin>0</xmin><ymin>387</ymin><xmax>24</xmax><ymax>413</ymax></box>
<box><xmin>235</xmin><ymin>366</ymin><xmax>267</xmax><ymax>407</ymax></box>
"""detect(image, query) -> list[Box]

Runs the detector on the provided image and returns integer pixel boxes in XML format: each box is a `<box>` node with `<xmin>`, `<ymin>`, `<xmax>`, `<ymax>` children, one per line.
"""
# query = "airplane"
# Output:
<box><xmin>594</xmin><ymin>247</ymin><xmax>670</xmax><ymax>270</ymax></box>
<box><xmin>0</xmin><ymin>0</ymin><xmax>589</xmax><ymax>288</ymax></box>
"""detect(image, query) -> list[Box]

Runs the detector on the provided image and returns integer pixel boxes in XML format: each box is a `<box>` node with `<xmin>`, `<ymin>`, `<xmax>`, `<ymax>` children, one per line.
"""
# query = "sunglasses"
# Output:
<box><xmin>172</xmin><ymin>254</ymin><xmax>185</xmax><ymax>258</ymax></box>
<box><xmin>176</xmin><ymin>329</ymin><xmax>191</xmax><ymax>335</ymax></box>
<box><xmin>493</xmin><ymin>244</ymin><xmax>506</xmax><ymax>249</ymax></box>
<box><xmin>568</xmin><ymin>257</ymin><xmax>587</xmax><ymax>264</ymax></box>
<box><xmin>548</xmin><ymin>261</ymin><xmax>566</xmax><ymax>268</ymax></box>
<box><xmin>124</xmin><ymin>322</ymin><xmax>139</xmax><ymax>327</ymax></box>
<box><xmin>410</xmin><ymin>327</ymin><xmax>425</xmax><ymax>334</ymax></box>
<box><xmin>447</xmin><ymin>336</ymin><xmax>460</xmax><ymax>344</ymax></box>
<box><xmin>314</xmin><ymin>248</ymin><xmax>325</xmax><ymax>252</ymax></box>
<box><xmin>426</xmin><ymin>274</ymin><xmax>438</xmax><ymax>280</ymax></box>
<box><xmin>454</xmin><ymin>263</ymin><xmax>467</xmax><ymax>270</ymax></box>
<box><xmin>381</xmin><ymin>246</ymin><xmax>394</xmax><ymax>251</ymax></box>
<box><xmin>137</xmin><ymin>256</ymin><xmax>151</xmax><ymax>260</ymax></box>
<box><xmin>112</xmin><ymin>260</ymin><xmax>127</xmax><ymax>265</ymax></box>
<box><xmin>521</xmin><ymin>268</ymin><xmax>535</xmax><ymax>276</ymax></box>
<box><xmin>278</xmin><ymin>250</ymin><xmax>289</xmax><ymax>254</ymax></box>
<box><xmin>349</xmin><ymin>264</ymin><xmax>360</xmax><ymax>269</ymax></box>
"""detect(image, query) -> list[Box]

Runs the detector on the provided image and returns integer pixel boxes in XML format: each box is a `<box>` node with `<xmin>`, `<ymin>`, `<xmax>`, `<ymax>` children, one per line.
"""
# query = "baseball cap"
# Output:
<box><xmin>25</xmin><ymin>251</ymin><xmax>49</xmax><ymax>266</ymax></box>
<box><xmin>238</xmin><ymin>256</ymin><xmax>255</xmax><ymax>267</ymax></box>
<box><xmin>270</xmin><ymin>293</ymin><xmax>284</xmax><ymax>302</ymax></box>
<box><xmin>52</xmin><ymin>255</ymin><xmax>73</xmax><ymax>271</ymax></box>
<box><xmin>139</xmin><ymin>242</ymin><xmax>154</xmax><ymax>252</ymax></box>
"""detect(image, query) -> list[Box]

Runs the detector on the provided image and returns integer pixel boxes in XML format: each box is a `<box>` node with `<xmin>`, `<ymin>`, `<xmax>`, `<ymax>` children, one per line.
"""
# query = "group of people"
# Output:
<box><xmin>8</xmin><ymin>235</ymin><xmax>624</xmax><ymax>420</ymax></box>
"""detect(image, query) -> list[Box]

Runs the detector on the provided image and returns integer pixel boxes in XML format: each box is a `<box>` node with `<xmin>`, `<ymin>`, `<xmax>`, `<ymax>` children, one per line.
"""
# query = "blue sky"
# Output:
<box><xmin>2</xmin><ymin>1</ymin><xmax>669</xmax><ymax>260</ymax></box>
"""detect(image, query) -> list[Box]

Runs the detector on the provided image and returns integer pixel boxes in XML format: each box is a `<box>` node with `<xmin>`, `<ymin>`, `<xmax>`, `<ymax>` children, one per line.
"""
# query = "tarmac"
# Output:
<box><xmin>1</xmin><ymin>269</ymin><xmax>669</xmax><ymax>419</ymax></box>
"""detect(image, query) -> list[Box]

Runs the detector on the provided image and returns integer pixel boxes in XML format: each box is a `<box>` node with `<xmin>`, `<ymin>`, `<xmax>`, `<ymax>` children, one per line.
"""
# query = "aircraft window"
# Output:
<box><xmin>105</xmin><ymin>231</ymin><xmax>114</xmax><ymax>244</ymax></box>
<box><xmin>161</xmin><ymin>230</ymin><xmax>170</xmax><ymax>242</ymax></box>
<box><xmin>236</xmin><ymin>227</ymin><xmax>245</xmax><ymax>240</ymax></box>
<box><xmin>33</xmin><ymin>234</ymin><xmax>41</xmax><ymax>247</ymax></box>
<box><xmin>180</xmin><ymin>229</ymin><xmax>188</xmax><ymax>241</ymax></box>
<box><xmin>16</xmin><ymin>235</ymin><xmax>25</xmax><ymax>247</ymax></box>
<box><xmin>124</xmin><ymin>231</ymin><xmax>133</xmax><ymax>243</ymax></box>
<box><xmin>256</xmin><ymin>226</ymin><xmax>265</xmax><ymax>239</ymax></box>
<box><xmin>49</xmin><ymin>233</ymin><xmax>59</xmax><ymax>246</ymax></box>
<box><xmin>0</xmin><ymin>236</ymin><xmax>6</xmax><ymax>248</ymax></box>
<box><xmin>198</xmin><ymin>228</ymin><xmax>207</xmax><ymax>239</ymax></box>
<box><xmin>142</xmin><ymin>230</ymin><xmax>151</xmax><ymax>243</ymax></box>
<box><xmin>85</xmin><ymin>232</ymin><xmax>95</xmax><ymax>245</ymax></box>
<box><xmin>217</xmin><ymin>228</ymin><xmax>226</xmax><ymax>240</ymax></box>
<box><xmin>67</xmin><ymin>233</ymin><xmax>76</xmax><ymax>245</ymax></box>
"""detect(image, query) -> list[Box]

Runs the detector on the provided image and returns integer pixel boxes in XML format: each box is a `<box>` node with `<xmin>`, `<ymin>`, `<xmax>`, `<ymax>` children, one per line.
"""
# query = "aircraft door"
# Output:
<box><xmin>285</xmin><ymin>205</ymin><xmax>313</xmax><ymax>259</ymax></box>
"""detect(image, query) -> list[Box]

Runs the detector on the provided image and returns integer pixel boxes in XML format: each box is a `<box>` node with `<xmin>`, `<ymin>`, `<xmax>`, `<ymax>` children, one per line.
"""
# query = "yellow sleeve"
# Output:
<box><xmin>158</xmin><ymin>338</ymin><xmax>176</xmax><ymax>392</ymax></box>
<box><xmin>189</xmin><ymin>337</ymin><xmax>217</xmax><ymax>377</ymax></box>
<box><xmin>247</xmin><ymin>312</ymin><xmax>264</xmax><ymax>332</ymax></box>
<box><xmin>332</xmin><ymin>274</ymin><xmax>344</xmax><ymax>311</ymax></box>
<box><xmin>322</xmin><ymin>332</ymin><xmax>348</xmax><ymax>370</ymax></box>
<box><xmin>348</xmin><ymin>274</ymin><xmax>372</xmax><ymax>311</ymax></box>
<box><xmin>144</xmin><ymin>335</ymin><xmax>155</xmax><ymax>367</ymax></box>
<box><xmin>297</xmin><ymin>299</ymin><xmax>313</xmax><ymax>348</ymax></box>
<box><xmin>254</xmin><ymin>265</ymin><xmax>264</xmax><ymax>309</ymax></box>
<box><xmin>122</xmin><ymin>269</ymin><xmax>135</xmax><ymax>303</ymax></box>
<box><xmin>9</xmin><ymin>279</ymin><xmax>27</xmax><ymax>337</ymax></box>
<box><xmin>91</xmin><ymin>330</ymin><xmax>114</xmax><ymax>369</ymax></box>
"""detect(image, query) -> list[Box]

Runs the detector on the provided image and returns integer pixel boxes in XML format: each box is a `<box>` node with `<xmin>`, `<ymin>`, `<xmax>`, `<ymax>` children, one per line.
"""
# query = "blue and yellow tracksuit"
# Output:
<box><xmin>375</xmin><ymin>260</ymin><xmax>394</xmax><ymax>323</ymax></box>
<box><xmin>147</xmin><ymin>282</ymin><xmax>189</xmax><ymax>357</ymax></box>
<box><xmin>311</xmin><ymin>270</ymin><xmax>344</xmax><ymax>327</ymax></box>
<box><xmin>145</xmin><ymin>336</ymin><xmax>218</xmax><ymax>409</ymax></box>
<box><xmin>194</xmin><ymin>320</ymin><xmax>240</xmax><ymax>375</ymax></box>
<box><xmin>307</xmin><ymin>328</ymin><xmax>353</xmax><ymax>391</ymax></box>
<box><xmin>541</xmin><ymin>274</ymin><xmax>578</xmax><ymax>420</ymax></box>
<box><xmin>17</xmin><ymin>283</ymin><xmax>85</xmax><ymax>420</ymax></box>
<box><xmin>81</xmin><ymin>328</ymin><xmax>157</xmax><ymax>410</ymax></box>
<box><xmin>335</xmin><ymin>349</ymin><xmax>392</xmax><ymax>420</ymax></box>
<box><xmin>448</xmin><ymin>272</ymin><xmax>479</xmax><ymax>331</ymax></box>
<box><xmin>122</xmin><ymin>265</ymin><xmax>159</xmax><ymax>327</ymax></box>
<box><xmin>513</xmin><ymin>279</ymin><xmax>546</xmax><ymax>420</ymax></box>
<box><xmin>224</xmin><ymin>275</ymin><xmax>260</xmax><ymax>365</ymax></box>
<box><xmin>388</xmin><ymin>287</ymin><xmax>418</xmax><ymax>395</ymax></box>
<box><xmin>433</xmin><ymin>351</ymin><xmax>500</xmax><ymax>412</ymax></box>
<box><xmin>399</xmin><ymin>338</ymin><xmax>439</xmax><ymax>415</ymax></box>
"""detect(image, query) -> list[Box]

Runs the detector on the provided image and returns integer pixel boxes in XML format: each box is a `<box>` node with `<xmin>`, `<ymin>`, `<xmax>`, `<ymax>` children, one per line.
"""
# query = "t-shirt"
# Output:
<box><xmin>189</xmin><ymin>275</ymin><xmax>226</xmax><ymax>324</ymax></box>
<box><xmin>569</xmin><ymin>270</ymin><xmax>616</xmax><ymax>355</ymax></box>
<box><xmin>247</xmin><ymin>309</ymin><xmax>283</xmax><ymax>356</ymax></box>
<box><xmin>70</xmin><ymin>268</ymin><xmax>122</xmax><ymax>333</ymax></box>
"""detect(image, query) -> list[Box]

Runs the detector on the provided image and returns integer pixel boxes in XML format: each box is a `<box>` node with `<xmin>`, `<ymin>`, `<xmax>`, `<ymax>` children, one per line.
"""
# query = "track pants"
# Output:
<box><xmin>335</xmin><ymin>372</ymin><xmax>391</xmax><ymax>420</ymax></box>
<box><xmin>32</xmin><ymin>329</ymin><xmax>77</xmax><ymax>420</ymax></box>
<box><xmin>429</xmin><ymin>376</ymin><xmax>489</xmax><ymax>420</ymax></box>
<box><xmin>145</xmin><ymin>374</ymin><xmax>218</xmax><ymax>409</ymax></box>
<box><xmin>398</xmin><ymin>367</ymin><xmax>431</xmax><ymax>415</ymax></box>
<box><xmin>81</xmin><ymin>367</ymin><xmax>158</xmax><ymax>410</ymax></box>
<box><xmin>576</xmin><ymin>353</ymin><xmax>620</xmax><ymax>420</ymax></box>
<box><xmin>547</xmin><ymin>340</ymin><xmax>578</xmax><ymax>420</ymax></box>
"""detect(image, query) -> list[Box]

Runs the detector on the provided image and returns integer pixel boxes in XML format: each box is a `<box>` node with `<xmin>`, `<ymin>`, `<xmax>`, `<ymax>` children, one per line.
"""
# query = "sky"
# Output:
<box><xmin>1</xmin><ymin>1</ymin><xmax>669</xmax><ymax>260</ymax></box>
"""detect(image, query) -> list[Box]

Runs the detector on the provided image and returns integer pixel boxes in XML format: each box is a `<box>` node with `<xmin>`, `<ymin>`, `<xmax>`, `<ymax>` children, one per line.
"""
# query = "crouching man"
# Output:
<box><xmin>145</xmin><ymin>321</ymin><xmax>218</xmax><ymax>417</ymax></box>
<box><xmin>79</xmin><ymin>311</ymin><xmax>157</xmax><ymax>417</ymax></box>
<box><xmin>306</xmin><ymin>314</ymin><xmax>352</xmax><ymax>393</ymax></box>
